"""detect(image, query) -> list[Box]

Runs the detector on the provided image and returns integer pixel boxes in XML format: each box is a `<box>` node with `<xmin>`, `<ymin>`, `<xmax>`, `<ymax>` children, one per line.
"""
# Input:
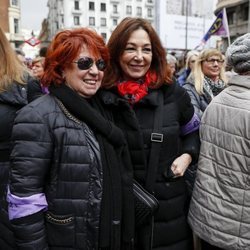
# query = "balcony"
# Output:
<box><xmin>145</xmin><ymin>0</ymin><xmax>154</xmax><ymax>7</ymax></box>
<box><xmin>215</xmin><ymin>0</ymin><xmax>244</xmax><ymax>13</ymax></box>
<box><xmin>110</xmin><ymin>11</ymin><xmax>119</xmax><ymax>18</ymax></box>
<box><xmin>71</xmin><ymin>7</ymin><xmax>82</xmax><ymax>14</ymax></box>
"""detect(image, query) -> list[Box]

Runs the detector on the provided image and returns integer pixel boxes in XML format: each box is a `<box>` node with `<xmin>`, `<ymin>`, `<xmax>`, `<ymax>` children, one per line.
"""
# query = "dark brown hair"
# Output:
<box><xmin>42</xmin><ymin>27</ymin><xmax>109</xmax><ymax>86</ymax></box>
<box><xmin>102</xmin><ymin>17</ymin><xmax>172</xmax><ymax>88</ymax></box>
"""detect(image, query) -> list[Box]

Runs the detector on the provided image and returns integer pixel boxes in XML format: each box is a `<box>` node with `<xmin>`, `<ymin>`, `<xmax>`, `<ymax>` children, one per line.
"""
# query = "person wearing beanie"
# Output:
<box><xmin>188</xmin><ymin>33</ymin><xmax>250</xmax><ymax>250</ymax></box>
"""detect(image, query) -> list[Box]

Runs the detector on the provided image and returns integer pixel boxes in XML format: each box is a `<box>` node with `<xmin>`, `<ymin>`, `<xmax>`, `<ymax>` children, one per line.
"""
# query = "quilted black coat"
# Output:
<box><xmin>99</xmin><ymin>81</ymin><xmax>200</xmax><ymax>250</ymax></box>
<box><xmin>8</xmin><ymin>95</ymin><xmax>103</xmax><ymax>249</ymax></box>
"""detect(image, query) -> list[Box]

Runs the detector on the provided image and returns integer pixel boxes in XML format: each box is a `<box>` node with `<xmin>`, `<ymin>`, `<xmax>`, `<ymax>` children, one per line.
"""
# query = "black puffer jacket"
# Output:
<box><xmin>8</xmin><ymin>83</ymin><xmax>135</xmax><ymax>250</ymax></box>
<box><xmin>0</xmin><ymin>83</ymin><xmax>27</xmax><ymax>250</ymax></box>
<box><xmin>9</xmin><ymin>94</ymin><xmax>103</xmax><ymax>249</ymax></box>
<box><xmin>99</xmin><ymin>82</ymin><xmax>200</xmax><ymax>250</ymax></box>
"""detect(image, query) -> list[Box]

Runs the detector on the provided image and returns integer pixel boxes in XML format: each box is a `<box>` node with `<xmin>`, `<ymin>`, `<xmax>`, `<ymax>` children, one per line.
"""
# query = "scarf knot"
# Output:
<box><xmin>117</xmin><ymin>71</ymin><xmax>157</xmax><ymax>104</ymax></box>
<box><xmin>203</xmin><ymin>76</ymin><xmax>225</xmax><ymax>103</ymax></box>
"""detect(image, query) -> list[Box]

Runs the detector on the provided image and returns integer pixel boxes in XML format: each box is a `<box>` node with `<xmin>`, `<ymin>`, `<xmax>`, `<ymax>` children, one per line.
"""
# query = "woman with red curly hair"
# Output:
<box><xmin>7</xmin><ymin>27</ymin><xmax>135</xmax><ymax>249</ymax></box>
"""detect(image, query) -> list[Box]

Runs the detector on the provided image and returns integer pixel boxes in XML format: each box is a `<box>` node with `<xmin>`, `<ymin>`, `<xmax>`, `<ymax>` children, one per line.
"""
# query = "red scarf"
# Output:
<box><xmin>117</xmin><ymin>71</ymin><xmax>157</xmax><ymax>104</ymax></box>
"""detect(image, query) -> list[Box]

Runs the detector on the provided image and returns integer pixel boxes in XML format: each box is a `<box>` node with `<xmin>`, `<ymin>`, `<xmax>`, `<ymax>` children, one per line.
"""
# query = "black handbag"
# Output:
<box><xmin>133</xmin><ymin>180</ymin><xmax>159</xmax><ymax>227</ymax></box>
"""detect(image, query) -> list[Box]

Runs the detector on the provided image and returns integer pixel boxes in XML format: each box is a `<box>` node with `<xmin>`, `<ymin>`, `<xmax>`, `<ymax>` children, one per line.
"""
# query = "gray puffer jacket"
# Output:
<box><xmin>188</xmin><ymin>75</ymin><xmax>250</xmax><ymax>250</ymax></box>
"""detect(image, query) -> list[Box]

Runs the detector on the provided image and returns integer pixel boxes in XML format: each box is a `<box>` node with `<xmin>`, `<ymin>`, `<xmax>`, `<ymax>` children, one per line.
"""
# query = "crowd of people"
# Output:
<box><xmin>0</xmin><ymin>16</ymin><xmax>249</xmax><ymax>250</ymax></box>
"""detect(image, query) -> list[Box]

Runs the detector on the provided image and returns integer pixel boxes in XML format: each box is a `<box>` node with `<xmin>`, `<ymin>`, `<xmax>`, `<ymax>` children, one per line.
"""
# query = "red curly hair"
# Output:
<box><xmin>41</xmin><ymin>28</ymin><xmax>109</xmax><ymax>87</ymax></box>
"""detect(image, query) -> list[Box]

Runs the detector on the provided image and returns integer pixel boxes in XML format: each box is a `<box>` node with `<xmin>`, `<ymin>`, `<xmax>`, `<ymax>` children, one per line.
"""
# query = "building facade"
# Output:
<box><xmin>47</xmin><ymin>0</ymin><xmax>155</xmax><ymax>41</ymax></box>
<box><xmin>156</xmin><ymin>0</ymin><xmax>217</xmax><ymax>51</ymax></box>
<box><xmin>0</xmin><ymin>0</ymin><xmax>24</xmax><ymax>47</ymax></box>
<box><xmin>215</xmin><ymin>0</ymin><xmax>249</xmax><ymax>47</ymax></box>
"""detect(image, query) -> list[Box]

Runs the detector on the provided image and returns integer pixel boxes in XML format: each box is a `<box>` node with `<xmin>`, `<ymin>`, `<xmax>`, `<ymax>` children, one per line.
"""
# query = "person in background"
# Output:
<box><xmin>101</xmin><ymin>17</ymin><xmax>200</xmax><ymax>250</ymax></box>
<box><xmin>0</xmin><ymin>26</ymin><xmax>41</xmax><ymax>249</ymax></box>
<box><xmin>177</xmin><ymin>50</ymin><xmax>199</xmax><ymax>86</ymax></box>
<box><xmin>188</xmin><ymin>33</ymin><xmax>250</xmax><ymax>250</ymax></box>
<box><xmin>31</xmin><ymin>56</ymin><xmax>45</xmax><ymax>79</ymax></box>
<box><xmin>166</xmin><ymin>53</ymin><xmax>177</xmax><ymax>79</ymax></box>
<box><xmin>183</xmin><ymin>48</ymin><xmax>227</xmax><ymax>119</ymax></box>
<box><xmin>30</xmin><ymin>56</ymin><xmax>48</xmax><ymax>97</ymax></box>
<box><xmin>8</xmin><ymin>27</ymin><xmax>135</xmax><ymax>250</ymax></box>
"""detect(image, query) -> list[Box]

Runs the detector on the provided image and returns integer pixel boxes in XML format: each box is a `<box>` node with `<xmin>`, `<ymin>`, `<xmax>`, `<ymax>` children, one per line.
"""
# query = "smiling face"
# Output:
<box><xmin>201</xmin><ymin>55</ymin><xmax>224</xmax><ymax>81</ymax></box>
<box><xmin>119</xmin><ymin>28</ymin><xmax>152</xmax><ymax>81</ymax></box>
<box><xmin>64</xmin><ymin>45</ymin><xmax>104</xmax><ymax>98</ymax></box>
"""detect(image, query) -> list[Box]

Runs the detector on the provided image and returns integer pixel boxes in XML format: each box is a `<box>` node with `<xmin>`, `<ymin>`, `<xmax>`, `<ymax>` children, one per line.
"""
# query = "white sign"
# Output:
<box><xmin>160</xmin><ymin>14</ymin><xmax>213</xmax><ymax>50</ymax></box>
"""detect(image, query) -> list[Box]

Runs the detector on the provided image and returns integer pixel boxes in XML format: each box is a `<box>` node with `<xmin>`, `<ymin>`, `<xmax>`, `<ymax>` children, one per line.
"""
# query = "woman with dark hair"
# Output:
<box><xmin>8</xmin><ymin>27</ymin><xmax>135</xmax><ymax>249</ymax></box>
<box><xmin>101</xmin><ymin>17</ymin><xmax>200</xmax><ymax>250</ymax></box>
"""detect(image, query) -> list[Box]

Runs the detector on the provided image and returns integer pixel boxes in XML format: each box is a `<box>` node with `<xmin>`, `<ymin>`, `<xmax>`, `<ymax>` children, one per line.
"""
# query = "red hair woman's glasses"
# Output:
<box><xmin>73</xmin><ymin>57</ymin><xmax>106</xmax><ymax>71</ymax></box>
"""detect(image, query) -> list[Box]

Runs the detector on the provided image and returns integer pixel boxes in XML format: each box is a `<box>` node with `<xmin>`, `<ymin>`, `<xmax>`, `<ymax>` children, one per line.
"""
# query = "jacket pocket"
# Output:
<box><xmin>45</xmin><ymin>211</ymin><xmax>75</xmax><ymax>247</ymax></box>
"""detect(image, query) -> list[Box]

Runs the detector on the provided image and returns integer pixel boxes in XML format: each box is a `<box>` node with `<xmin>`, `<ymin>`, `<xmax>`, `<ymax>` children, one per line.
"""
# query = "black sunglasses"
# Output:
<box><xmin>73</xmin><ymin>57</ymin><xmax>106</xmax><ymax>71</ymax></box>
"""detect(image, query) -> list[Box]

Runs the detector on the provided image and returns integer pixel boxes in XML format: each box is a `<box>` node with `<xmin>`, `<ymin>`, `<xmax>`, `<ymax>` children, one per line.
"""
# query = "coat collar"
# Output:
<box><xmin>228</xmin><ymin>75</ymin><xmax>250</xmax><ymax>89</ymax></box>
<box><xmin>99</xmin><ymin>83</ymin><xmax>175</xmax><ymax>108</ymax></box>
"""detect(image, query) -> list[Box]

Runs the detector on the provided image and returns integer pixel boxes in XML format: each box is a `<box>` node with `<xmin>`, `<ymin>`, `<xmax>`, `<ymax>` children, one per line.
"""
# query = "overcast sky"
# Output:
<box><xmin>20</xmin><ymin>0</ymin><xmax>48</xmax><ymax>31</ymax></box>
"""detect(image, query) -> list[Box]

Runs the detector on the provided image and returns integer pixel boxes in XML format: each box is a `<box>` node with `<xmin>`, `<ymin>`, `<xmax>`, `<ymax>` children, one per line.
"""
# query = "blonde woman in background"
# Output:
<box><xmin>181</xmin><ymin>49</ymin><xmax>227</xmax><ymax>236</ymax></box>
<box><xmin>183</xmin><ymin>48</ymin><xmax>227</xmax><ymax>119</ymax></box>
<box><xmin>178</xmin><ymin>50</ymin><xmax>199</xmax><ymax>86</ymax></box>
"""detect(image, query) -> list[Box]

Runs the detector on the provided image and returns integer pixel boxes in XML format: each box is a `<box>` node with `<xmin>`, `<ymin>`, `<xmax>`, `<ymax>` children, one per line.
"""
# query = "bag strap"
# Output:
<box><xmin>145</xmin><ymin>91</ymin><xmax>164</xmax><ymax>193</ymax></box>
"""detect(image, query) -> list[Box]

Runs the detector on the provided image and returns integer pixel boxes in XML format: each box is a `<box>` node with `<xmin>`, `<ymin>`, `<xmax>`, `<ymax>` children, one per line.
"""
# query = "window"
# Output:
<box><xmin>113</xmin><ymin>4</ymin><xmax>118</xmax><ymax>13</ymax></box>
<box><xmin>227</xmin><ymin>11</ymin><xmax>235</xmax><ymax>25</ymax></box>
<box><xmin>100</xmin><ymin>3</ymin><xmax>106</xmax><ymax>12</ymax></box>
<box><xmin>113</xmin><ymin>19</ymin><xmax>118</xmax><ymax>26</ymax></box>
<box><xmin>89</xmin><ymin>17</ymin><xmax>95</xmax><ymax>26</ymax></box>
<box><xmin>12</xmin><ymin>0</ymin><xmax>18</xmax><ymax>6</ymax></box>
<box><xmin>14</xmin><ymin>18</ymin><xmax>19</xmax><ymax>33</ymax></box>
<box><xmin>126</xmin><ymin>5</ymin><xmax>132</xmax><ymax>15</ymax></box>
<box><xmin>242</xmin><ymin>5</ymin><xmax>248</xmax><ymax>21</ymax></box>
<box><xmin>74</xmin><ymin>0</ymin><xmax>80</xmax><ymax>10</ymax></box>
<box><xmin>101</xmin><ymin>33</ymin><xmax>107</xmax><ymax>40</ymax></box>
<box><xmin>147</xmin><ymin>8</ymin><xmax>153</xmax><ymax>17</ymax></box>
<box><xmin>101</xmin><ymin>18</ymin><xmax>106</xmax><ymax>26</ymax></box>
<box><xmin>89</xmin><ymin>2</ymin><xmax>95</xmax><ymax>10</ymax></box>
<box><xmin>74</xmin><ymin>16</ymin><xmax>80</xmax><ymax>25</ymax></box>
<box><xmin>137</xmin><ymin>7</ymin><xmax>142</xmax><ymax>16</ymax></box>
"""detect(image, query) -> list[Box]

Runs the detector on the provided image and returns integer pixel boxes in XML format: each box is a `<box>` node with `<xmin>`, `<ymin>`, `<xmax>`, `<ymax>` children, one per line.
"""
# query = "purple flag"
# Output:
<box><xmin>195</xmin><ymin>8</ymin><xmax>230</xmax><ymax>49</ymax></box>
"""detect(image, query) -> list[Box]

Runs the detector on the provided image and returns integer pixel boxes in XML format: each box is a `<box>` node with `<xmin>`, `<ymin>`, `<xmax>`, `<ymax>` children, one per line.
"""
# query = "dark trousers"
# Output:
<box><xmin>201</xmin><ymin>239</ymin><xmax>224</xmax><ymax>250</ymax></box>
